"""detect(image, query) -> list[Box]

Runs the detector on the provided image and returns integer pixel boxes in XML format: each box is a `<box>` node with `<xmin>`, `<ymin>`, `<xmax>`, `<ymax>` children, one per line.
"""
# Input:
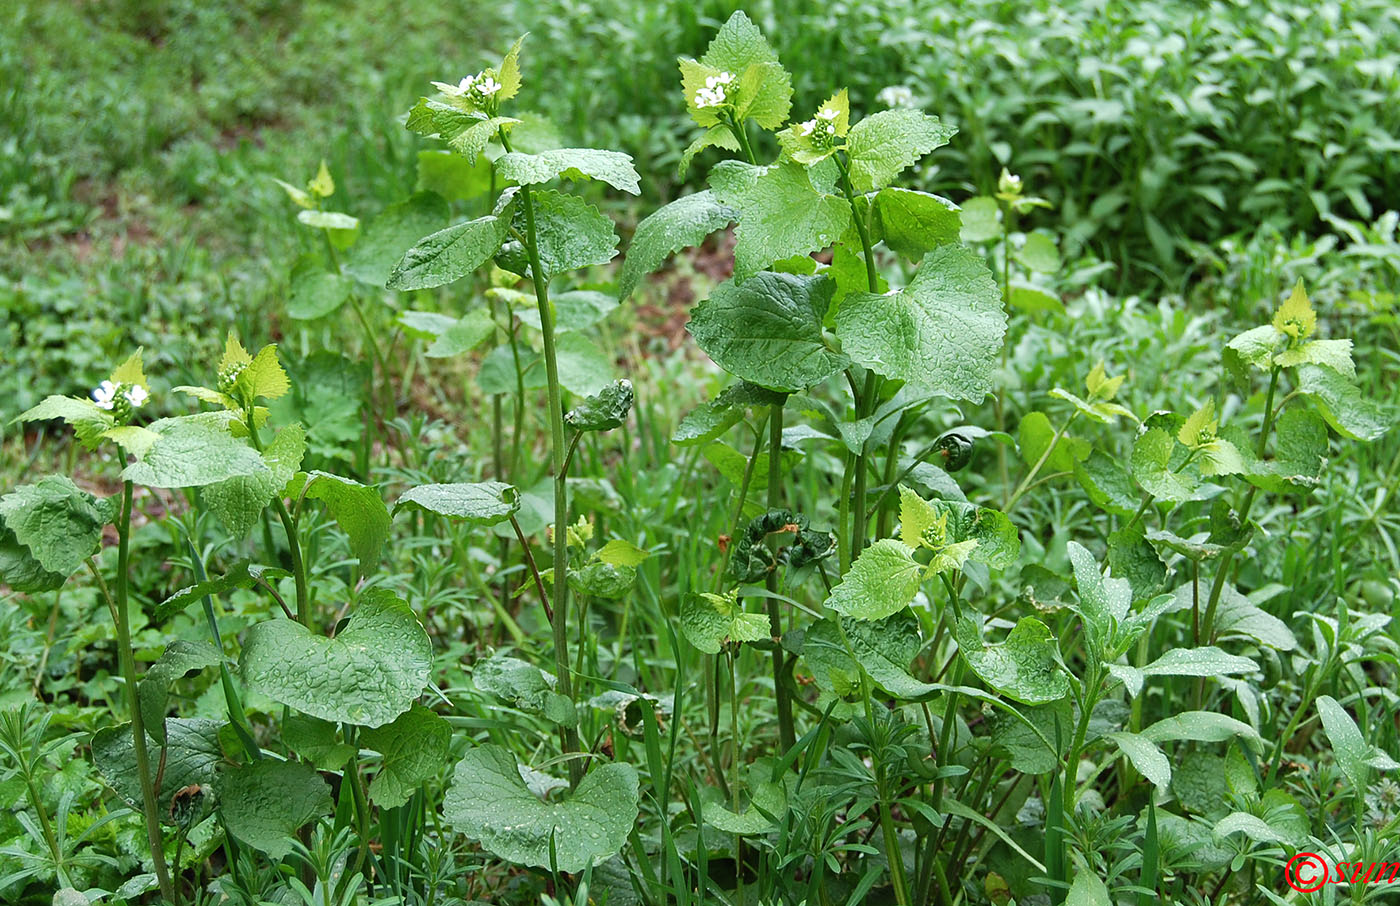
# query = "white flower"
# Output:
<box><xmin>694</xmin><ymin>71</ymin><xmax>735</xmax><ymax>108</ymax></box>
<box><xmin>877</xmin><ymin>85</ymin><xmax>915</xmax><ymax>108</ymax></box>
<box><xmin>92</xmin><ymin>380</ymin><xmax>118</xmax><ymax>411</ymax></box>
<box><xmin>475</xmin><ymin>75</ymin><xmax>502</xmax><ymax>97</ymax></box>
<box><xmin>124</xmin><ymin>385</ymin><xmax>149</xmax><ymax>408</ymax></box>
<box><xmin>797</xmin><ymin>119</ymin><xmax>817</xmax><ymax>136</ymax></box>
<box><xmin>816</xmin><ymin>107</ymin><xmax>840</xmax><ymax>122</ymax></box>
<box><xmin>432</xmin><ymin>76</ymin><xmax>475</xmax><ymax>97</ymax></box>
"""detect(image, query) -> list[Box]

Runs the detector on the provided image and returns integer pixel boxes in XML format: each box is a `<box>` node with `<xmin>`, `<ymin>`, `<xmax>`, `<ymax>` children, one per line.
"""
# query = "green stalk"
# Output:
<box><xmin>1005</xmin><ymin>411</ymin><xmax>1079</xmax><ymax>513</ymax></box>
<box><xmin>245</xmin><ymin>411</ymin><xmax>310</xmax><ymax>624</ymax></box>
<box><xmin>835</xmin><ymin>153</ymin><xmax>882</xmax><ymax>562</ymax></box>
<box><xmin>765</xmin><ymin>404</ymin><xmax>796</xmax><ymax>754</ymax></box>
<box><xmin>502</xmin><ymin>130</ymin><xmax>582</xmax><ymax>785</ymax></box>
<box><xmin>114</xmin><ymin>481</ymin><xmax>177</xmax><ymax>902</ymax></box>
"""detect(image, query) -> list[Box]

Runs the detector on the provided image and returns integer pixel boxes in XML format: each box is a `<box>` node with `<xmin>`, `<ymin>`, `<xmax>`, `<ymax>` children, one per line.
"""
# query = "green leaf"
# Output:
<box><xmin>1008</xmin><ymin>283</ymin><xmax>1064</xmax><ymax>314</ymax></box>
<box><xmin>303</xmin><ymin>471</ymin><xmax>390</xmax><ymax>571</ymax></box>
<box><xmin>1066</xmin><ymin>867</ymin><xmax>1112</xmax><ymax>906</ymax></box>
<box><xmin>345</xmin><ymin>192</ymin><xmax>451</xmax><ymax>286</ymax></box>
<box><xmin>496</xmin><ymin>189</ymin><xmax>619</xmax><ymax>281</ymax></box>
<box><xmin>872</xmin><ymin>188</ymin><xmax>962</xmax><ymax>260</ymax></box>
<box><xmin>955</xmin><ymin>616</ymin><xmax>1069</xmax><ymax>705</ymax></box>
<box><xmin>230</xmin><ymin>344</ymin><xmax>291</xmax><ymax>408</ymax></box>
<box><xmin>221</xmin><ymin>759</ymin><xmax>333</xmax><ymax>859</ymax></box>
<box><xmin>565</xmin><ymin>379</ymin><xmax>634</xmax><ymax>432</ymax></box>
<box><xmin>618</xmin><ymin>191</ymin><xmax>736</xmax><ymax>300</ymax></box>
<box><xmin>1131</xmin><ymin>427</ymin><xmax>1206</xmax><ymax>502</ymax></box>
<box><xmin>239</xmin><ymin>589</ymin><xmax>431</xmax><ymax>727</ymax></box>
<box><xmin>1106</xmin><ymin>732</ymin><xmax>1171</xmax><ymax>789</ymax></box>
<box><xmin>695</xmin><ymin>11</ymin><xmax>791</xmax><ymax>130</ymax></box>
<box><xmin>443</xmin><ymin>745</ymin><xmax>639</xmax><ymax>873</ymax></box>
<box><xmin>681</xmin><ymin>591</ymin><xmax>772</xmax><ymax>654</ymax></box>
<box><xmin>287</xmin><ymin>261</ymin><xmax>352</xmax><ymax>320</ymax></box>
<box><xmin>1140</xmin><ymin>646</ymin><xmax>1257</xmax><ymax>680</ymax></box>
<box><xmin>297</xmin><ymin>210</ymin><xmax>359</xmax><ymax>231</ymax></box>
<box><xmin>1317</xmin><ymin>695</ymin><xmax>1400</xmax><ymax>794</ymax></box>
<box><xmin>416</xmin><ymin>149</ymin><xmax>492</xmax><ymax>201</ymax></box>
<box><xmin>958</xmin><ymin>196</ymin><xmax>1001</xmax><ymax>242</ymax></box>
<box><xmin>282</xmin><ymin>713</ymin><xmax>355</xmax><ymax>770</ymax></box>
<box><xmin>555</xmin><ymin>332</ymin><xmax>616</xmax><ymax>396</ymax></box>
<box><xmin>834</xmin><ymin>243</ymin><xmax>1006</xmax><ymax>401</ymax></box>
<box><xmin>517</xmin><ymin>289</ymin><xmax>620</xmax><ymax>332</ymax></box>
<box><xmin>155</xmin><ymin>561</ymin><xmax>285</xmax><ymax>622</ymax></box>
<box><xmin>569</xmin><ymin>561</ymin><xmax>637</xmax><ymax>599</ymax></box>
<box><xmin>360</xmin><ymin>704</ymin><xmax>451</xmax><ymax>808</ymax></box>
<box><xmin>1016</xmin><ymin>232</ymin><xmax>1061</xmax><ymax>273</ymax></box>
<box><xmin>14</xmin><ymin>395</ymin><xmax>115</xmax><ymax>449</ymax></box>
<box><xmin>688</xmin><ymin>271</ymin><xmax>848</xmax><ymax>392</ymax></box>
<box><xmin>1074</xmin><ymin>451</ymin><xmax>1139</xmax><ymax>516</ymax></box>
<box><xmin>405</xmin><ymin>100</ymin><xmax>519</xmax><ymax>162</ymax></box>
<box><xmin>473</xmin><ymin>652</ymin><xmax>576</xmax><ymax>727</ymax></box>
<box><xmin>0</xmin><ymin>528</ymin><xmax>67</xmax><ymax>593</ymax></box>
<box><xmin>672</xmin><ymin>382</ymin><xmax>783</xmax><ymax>446</ymax></box>
<box><xmin>425</xmin><ymin>309</ymin><xmax>496</xmax><ymax>358</ymax></box>
<box><xmin>201</xmin><ymin>424</ymin><xmax>305</xmax><ymax>540</ymax></box>
<box><xmin>386</xmin><ymin>212</ymin><xmax>513</xmax><ymax>291</ymax></box>
<box><xmin>825</xmin><ymin>539</ymin><xmax>924</xmax><ymax>621</ymax></box>
<box><xmin>1298</xmin><ymin>363</ymin><xmax>1393</xmax><ymax>441</ymax></box>
<box><xmin>497</xmin><ymin>149</ymin><xmax>640</xmax><ymax>195</ymax></box>
<box><xmin>711</xmin><ymin>161</ymin><xmax>852</xmax><ymax>280</ymax></box>
<box><xmin>1142</xmin><ymin>712</ymin><xmax>1261</xmax><ymax>746</ymax></box>
<box><xmin>596</xmin><ymin>539</ymin><xmax>650</xmax><ymax>567</ymax></box>
<box><xmin>395</xmin><ymin>481</ymin><xmax>520</xmax><ymax>527</ymax></box>
<box><xmin>927</xmin><ymin>498</ymin><xmax>1021</xmax><ymax>569</ymax></box>
<box><xmin>92</xmin><ymin>718</ymin><xmax>224</xmax><ymax>824</ymax></box>
<box><xmin>122</xmin><ymin>415</ymin><xmax>269</xmax><ymax>489</ymax></box>
<box><xmin>0</xmin><ymin>476</ymin><xmax>113</xmax><ymax>578</ymax></box>
<box><xmin>844</xmin><ymin>109</ymin><xmax>956</xmax><ymax>192</ymax></box>
<box><xmin>138</xmin><ymin>640</ymin><xmax>221</xmax><ymax>744</ymax></box>
<box><xmin>1067</xmin><ymin>541</ymin><xmax>1130</xmax><ymax>653</ymax></box>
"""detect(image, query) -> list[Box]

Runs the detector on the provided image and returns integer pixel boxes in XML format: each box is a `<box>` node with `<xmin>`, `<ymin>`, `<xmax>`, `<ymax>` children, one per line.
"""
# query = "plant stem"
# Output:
<box><xmin>765</xmin><ymin>404</ymin><xmax>796</xmax><ymax>754</ymax></box>
<box><xmin>245</xmin><ymin>411</ymin><xmax>310</xmax><ymax>624</ymax></box>
<box><xmin>502</xmin><ymin>130</ymin><xmax>582</xmax><ymax>785</ymax></box>
<box><xmin>1005</xmin><ymin>411</ymin><xmax>1079</xmax><ymax>513</ymax></box>
<box><xmin>114</xmin><ymin>481</ymin><xmax>177</xmax><ymax>902</ymax></box>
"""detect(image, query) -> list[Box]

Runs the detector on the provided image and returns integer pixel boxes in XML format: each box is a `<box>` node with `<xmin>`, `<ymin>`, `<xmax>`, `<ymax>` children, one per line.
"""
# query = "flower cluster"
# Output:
<box><xmin>216</xmin><ymin>362</ymin><xmax>246</xmax><ymax>394</ymax></box>
<box><xmin>877</xmin><ymin>85</ymin><xmax>916</xmax><ymax>108</ymax></box>
<box><xmin>796</xmin><ymin>105</ymin><xmax>841</xmax><ymax>148</ymax></box>
<box><xmin>433</xmin><ymin>72</ymin><xmax>503</xmax><ymax>107</ymax></box>
<box><xmin>693</xmin><ymin>71</ymin><xmax>735</xmax><ymax>109</ymax></box>
<box><xmin>92</xmin><ymin>380</ymin><xmax>149</xmax><ymax>422</ymax></box>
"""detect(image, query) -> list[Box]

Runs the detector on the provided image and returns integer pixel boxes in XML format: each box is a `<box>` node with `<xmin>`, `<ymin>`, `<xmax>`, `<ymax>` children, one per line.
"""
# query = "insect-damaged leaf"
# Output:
<box><xmin>443</xmin><ymin>745</ymin><xmax>639</xmax><ymax>873</ymax></box>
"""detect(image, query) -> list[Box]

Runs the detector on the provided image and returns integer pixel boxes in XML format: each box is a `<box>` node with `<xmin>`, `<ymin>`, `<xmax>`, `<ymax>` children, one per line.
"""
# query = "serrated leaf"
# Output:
<box><xmin>122</xmin><ymin>414</ymin><xmax>269</xmax><ymax>489</ymax></box>
<box><xmin>825</xmin><ymin>539</ymin><xmax>923</xmax><ymax>621</ymax></box>
<box><xmin>681</xmin><ymin>591</ymin><xmax>771</xmax><ymax>654</ymax></box>
<box><xmin>711</xmin><ymin>161</ymin><xmax>852</xmax><ymax>280</ymax></box>
<box><xmin>873</xmin><ymin>188</ymin><xmax>962</xmax><ymax>259</ymax></box>
<box><xmin>570</xmin><ymin>561</ymin><xmax>637</xmax><ymax>599</ymax></box>
<box><xmin>496</xmin><ymin>190</ymin><xmax>618</xmax><ymax>281</ymax></box>
<box><xmin>1131</xmin><ymin>427</ymin><xmax>1205</xmax><ymax>502</ymax></box>
<box><xmin>618</xmin><ymin>191</ymin><xmax>736</xmax><ymax>300</ymax></box>
<box><xmin>565</xmin><ymin>379</ymin><xmax>634</xmax><ymax>432</ymax></box>
<box><xmin>345</xmin><ymin>192</ymin><xmax>451</xmax><ymax>286</ymax></box>
<box><xmin>92</xmin><ymin>718</ymin><xmax>224</xmax><ymax>823</ymax></box>
<box><xmin>955</xmin><ymin>615</ymin><xmax>1069</xmax><ymax>705</ymax></box>
<box><xmin>360</xmin><ymin>704</ymin><xmax>451</xmax><ymax>808</ymax></box>
<box><xmin>239</xmin><ymin>589</ymin><xmax>431</xmax><ymax>727</ymax></box>
<box><xmin>443</xmin><ymin>745</ymin><xmax>639</xmax><ymax>873</ymax></box>
<box><xmin>497</xmin><ymin>149</ymin><xmax>640</xmax><ymax>195</ymax></box>
<box><xmin>395</xmin><ymin>481</ymin><xmax>520</xmax><ymax>527</ymax></box>
<box><xmin>0</xmin><ymin>476</ymin><xmax>113</xmax><ymax>578</ymax></box>
<box><xmin>14</xmin><ymin>396</ymin><xmax>115</xmax><ymax>449</ymax></box>
<box><xmin>688</xmin><ymin>271</ymin><xmax>848</xmax><ymax>391</ymax></box>
<box><xmin>844</xmin><ymin>109</ymin><xmax>955</xmax><ymax>192</ymax></box>
<box><xmin>202</xmin><ymin>424</ymin><xmax>305</xmax><ymax>539</ymax></box>
<box><xmin>138</xmin><ymin>640</ymin><xmax>221</xmax><ymax>744</ymax></box>
<box><xmin>221</xmin><ymin>760</ymin><xmax>332</xmax><ymax>858</ymax></box>
<box><xmin>473</xmin><ymin>653</ymin><xmax>575</xmax><ymax>727</ymax></box>
<box><xmin>386</xmin><ymin>212</ymin><xmax>513</xmax><ymax>291</ymax></box>
<box><xmin>1298</xmin><ymin>363</ymin><xmax>1393</xmax><ymax>441</ymax></box>
<box><xmin>405</xmin><ymin>100</ymin><xmax>519</xmax><ymax>163</ymax></box>
<box><xmin>303</xmin><ymin>471</ymin><xmax>390</xmax><ymax>571</ymax></box>
<box><xmin>834</xmin><ymin>243</ymin><xmax>1006</xmax><ymax>401</ymax></box>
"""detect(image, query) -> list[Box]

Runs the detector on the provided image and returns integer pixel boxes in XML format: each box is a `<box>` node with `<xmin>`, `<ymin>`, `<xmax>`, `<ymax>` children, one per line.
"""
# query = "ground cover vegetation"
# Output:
<box><xmin>2</xmin><ymin>4</ymin><xmax>1400</xmax><ymax>906</ymax></box>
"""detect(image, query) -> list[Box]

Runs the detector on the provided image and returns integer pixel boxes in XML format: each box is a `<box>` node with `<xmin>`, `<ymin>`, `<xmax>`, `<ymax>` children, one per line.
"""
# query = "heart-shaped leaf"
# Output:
<box><xmin>92</xmin><ymin>718</ymin><xmax>224</xmax><ymax>824</ymax></box>
<box><xmin>239</xmin><ymin>589</ymin><xmax>431</xmax><ymax>727</ymax></box>
<box><xmin>443</xmin><ymin>744</ymin><xmax>639</xmax><ymax>873</ymax></box>
<box><xmin>221</xmin><ymin>759</ymin><xmax>333</xmax><ymax>858</ymax></box>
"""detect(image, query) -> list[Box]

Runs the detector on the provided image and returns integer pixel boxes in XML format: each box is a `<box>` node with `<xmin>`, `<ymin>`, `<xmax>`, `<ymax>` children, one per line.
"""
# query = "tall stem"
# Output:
<box><xmin>503</xmin><ymin>130</ymin><xmax>582</xmax><ymax>784</ymax></box>
<box><xmin>245</xmin><ymin>411</ymin><xmax>309</xmax><ymax>624</ymax></box>
<box><xmin>765</xmin><ymin>404</ymin><xmax>796</xmax><ymax>753</ymax></box>
<box><xmin>115</xmin><ymin>481</ymin><xmax>176</xmax><ymax>902</ymax></box>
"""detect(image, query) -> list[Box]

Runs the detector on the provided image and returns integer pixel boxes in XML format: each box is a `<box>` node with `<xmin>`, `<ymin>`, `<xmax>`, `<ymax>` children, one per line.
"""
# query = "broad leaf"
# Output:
<box><xmin>361</xmin><ymin>704</ymin><xmax>451</xmax><ymax>808</ymax></box>
<box><xmin>565</xmin><ymin>379</ymin><xmax>634</xmax><ymax>432</ymax></box>
<box><xmin>711</xmin><ymin>161</ymin><xmax>852</xmax><ymax>280</ymax></box>
<box><xmin>618</xmin><ymin>191</ymin><xmax>736</xmax><ymax>300</ymax></box>
<box><xmin>681</xmin><ymin>591</ymin><xmax>772</xmax><ymax>654</ymax></box>
<box><xmin>844</xmin><ymin>109</ymin><xmax>955</xmax><ymax>192</ymax></box>
<box><xmin>1106</xmin><ymin>732</ymin><xmax>1171</xmax><ymax>789</ymax></box>
<box><xmin>1298</xmin><ymin>364</ymin><xmax>1393</xmax><ymax>441</ymax></box>
<box><xmin>221</xmin><ymin>759</ymin><xmax>333</xmax><ymax>858</ymax></box>
<box><xmin>201</xmin><ymin>424</ymin><xmax>305</xmax><ymax>540</ymax></box>
<box><xmin>443</xmin><ymin>745</ymin><xmax>639</xmax><ymax>873</ymax></box>
<box><xmin>395</xmin><ymin>481</ymin><xmax>520</xmax><ymax>527</ymax></box>
<box><xmin>0</xmin><ymin>476</ymin><xmax>113</xmax><ymax>578</ymax></box>
<box><xmin>303</xmin><ymin>471</ymin><xmax>390</xmax><ymax>571</ymax></box>
<box><xmin>92</xmin><ymin>718</ymin><xmax>224</xmax><ymax>824</ymax></box>
<box><xmin>138</xmin><ymin>640</ymin><xmax>221</xmax><ymax>744</ymax></box>
<box><xmin>825</xmin><ymin>539</ymin><xmax>923</xmax><ymax>621</ymax></box>
<box><xmin>386</xmin><ymin>212</ymin><xmax>513</xmax><ymax>291</ymax></box>
<box><xmin>239</xmin><ymin>589</ymin><xmax>431</xmax><ymax>727</ymax></box>
<box><xmin>834</xmin><ymin>243</ymin><xmax>1005</xmax><ymax>401</ymax></box>
<box><xmin>955</xmin><ymin>616</ymin><xmax>1069</xmax><ymax>705</ymax></box>
<box><xmin>346</xmin><ymin>192</ymin><xmax>451</xmax><ymax>286</ymax></box>
<box><xmin>873</xmin><ymin>188</ymin><xmax>962</xmax><ymax>259</ymax></box>
<box><xmin>497</xmin><ymin>149</ymin><xmax>640</xmax><ymax>195</ymax></box>
<box><xmin>496</xmin><ymin>190</ymin><xmax>619</xmax><ymax>281</ymax></box>
<box><xmin>688</xmin><ymin>271</ymin><xmax>848</xmax><ymax>391</ymax></box>
<box><xmin>1317</xmin><ymin>695</ymin><xmax>1400</xmax><ymax>794</ymax></box>
<box><xmin>122</xmin><ymin>415</ymin><xmax>269</xmax><ymax>489</ymax></box>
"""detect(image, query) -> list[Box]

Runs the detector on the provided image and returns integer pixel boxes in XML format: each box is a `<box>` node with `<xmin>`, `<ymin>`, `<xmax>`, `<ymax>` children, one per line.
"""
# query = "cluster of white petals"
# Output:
<box><xmin>798</xmin><ymin>108</ymin><xmax>839</xmax><ymax>140</ymax></box>
<box><xmin>432</xmin><ymin>72</ymin><xmax>502</xmax><ymax>102</ymax></box>
<box><xmin>91</xmin><ymin>380</ymin><xmax>148</xmax><ymax>411</ymax></box>
<box><xmin>694</xmin><ymin>71</ymin><xmax>735</xmax><ymax>109</ymax></box>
